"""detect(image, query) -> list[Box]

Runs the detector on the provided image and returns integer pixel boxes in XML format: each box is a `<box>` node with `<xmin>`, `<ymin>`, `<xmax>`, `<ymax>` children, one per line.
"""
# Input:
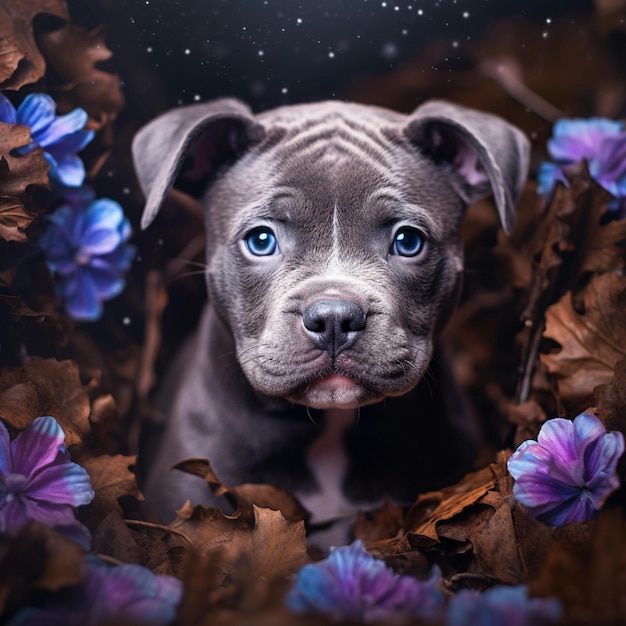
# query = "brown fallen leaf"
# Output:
<box><xmin>0</xmin><ymin>0</ymin><xmax>69</xmax><ymax>89</ymax></box>
<box><xmin>92</xmin><ymin>511</ymin><xmax>186</xmax><ymax>578</ymax></box>
<box><xmin>541</xmin><ymin>273</ymin><xmax>626</xmax><ymax>413</ymax></box>
<box><xmin>352</xmin><ymin>499</ymin><xmax>405</xmax><ymax>545</ymax></box>
<box><xmin>404</xmin><ymin>465</ymin><xmax>495</xmax><ymax>547</ymax></box>
<box><xmin>78</xmin><ymin>453</ymin><xmax>143</xmax><ymax>526</ymax></box>
<box><xmin>167</xmin><ymin>501</ymin><xmax>309</xmax><ymax>588</ymax></box>
<box><xmin>0</xmin><ymin>196</ymin><xmax>38</xmax><ymax>243</ymax></box>
<box><xmin>0</xmin><ymin>523</ymin><xmax>84</xmax><ymax>615</ymax></box>
<box><xmin>168</xmin><ymin>501</ymin><xmax>250</xmax><ymax>556</ymax></box>
<box><xmin>174</xmin><ymin>458</ymin><xmax>309</xmax><ymax>524</ymax></box>
<box><xmin>529</xmin><ymin>509</ymin><xmax>626</xmax><ymax>624</ymax></box>
<box><xmin>0</xmin><ymin>122</ymin><xmax>50</xmax><ymax>242</ymax></box>
<box><xmin>37</xmin><ymin>23</ymin><xmax>124</xmax><ymax>130</ymax></box>
<box><xmin>0</xmin><ymin>357</ymin><xmax>92</xmax><ymax>444</ymax></box>
<box><xmin>250</xmin><ymin>506</ymin><xmax>309</xmax><ymax>580</ymax></box>
<box><xmin>37</xmin><ymin>22</ymin><xmax>125</xmax><ymax>178</ymax></box>
<box><xmin>595</xmin><ymin>360</ymin><xmax>626</xmax><ymax>434</ymax></box>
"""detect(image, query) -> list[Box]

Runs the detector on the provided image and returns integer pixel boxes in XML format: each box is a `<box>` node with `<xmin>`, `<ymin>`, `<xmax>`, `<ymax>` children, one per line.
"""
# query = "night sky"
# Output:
<box><xmin>67</xmin><ymin>0</ymin><xmax>594</xmax><ymax>117</ymax></box>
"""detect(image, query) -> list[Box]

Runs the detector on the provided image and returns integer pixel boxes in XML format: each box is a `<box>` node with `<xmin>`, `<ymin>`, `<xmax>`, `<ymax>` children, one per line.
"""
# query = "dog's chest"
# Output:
<box><xmin>294</xmin><ymin>408</ymin><xmax>358</xmax><ymax>524</ymax></box>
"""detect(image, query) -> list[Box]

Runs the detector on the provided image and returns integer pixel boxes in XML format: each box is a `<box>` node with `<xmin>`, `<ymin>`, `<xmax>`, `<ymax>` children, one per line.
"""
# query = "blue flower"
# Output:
<box><xmin>447</xmin><ymin>585</ymin><xmax>563</xmax><ymax>626</ymax></box>
<box><xmin>0</xmin><ymin>92</ymin><xmax>94</xmax><ymax>187</ymax></box>
<box><xmin>9</xmin><ymin>556</ymin><xmax>183</xmax><ymax>626</ymax></box>
<box><xmin>38</xmin><ymin>187</ymin><xmax>135</xmax><ymax>321</ymax></box>
<box><xmin>538</xmin><ymin>118</ymin><xmax>626</xmax><ymax>211</ymax></box>
<box><xmin>507</xmin><ymin>412</ymin><xmax>624</xmax><ymax>526</ymax></box>
<box><xmin>285</xmin><ymin>539</ymin><xmax>444</xmax><ymax>622</ymax></box>
<box><xmin>0</xmin><ymin>416</ymin><xmax>94</xmax><ymax>548</ymax></box>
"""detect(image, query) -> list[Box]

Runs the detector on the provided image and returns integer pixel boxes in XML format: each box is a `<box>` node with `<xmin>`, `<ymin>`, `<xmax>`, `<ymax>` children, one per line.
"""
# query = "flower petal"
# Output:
<box><xmin>86</xmin><ymin>264</ymin><xmax>127</xmax><ymax>299</ymax></box>
<box><xmin>15</xmin><ymin>93</ymin><xmax>55</xmax><ymax>135</ymax></box>
<box><xmin>10</xmin><ymin>417</ymin><xmax>66</xmax><ymax>477</ymax></box>
<box><xmin>447</xmin><ymin>585</ymin><xmax>562</xmax><ymax>626</ymax></box>
<box><xmin>537</xmin><ymin>161</ymin><xmax>567</xmax><ymax>195</ymax></box>
<box><xmin>0</xmin><ymin>421</ymin><xmax>12</xmax><ymax>478</ymax></box>
<box><xmin>45</xmin><ymin>129</ymin><xmax>95</xmax><ymax>160</ymax></box>
<box><xmin>534</xmin><ymin>491</ymin><xmax>596</xmax><ymax>526</ymax></box>
<box><xmin>0</xmin><ymin>498</ymin><xmax>31</xmax><ymax>532</ymax></box>
<box><xmin>50</xmin><ymin>153</ymin><xmax>87</xmax><ymax>187</ymax></box>
<box><xmin>548</xmin><ymin>118</ymin><xmax>623</xmax><ymax>162</ymax></box>
<box><xmin>535</xmin><ymin>418</ymin><xmax>586</xmax><ymax>484</ymax></box>
<box><xmin>0</xmin><ymin>93</ymin><xmax>17</xmax><ymax>124</ymax></box>
<box><xmin>63</xmin><ymin>269</ymin><xmax>104</xmax><ymax>321</ymax></box>
<box><xmin>35</xmin><ymin>108</ymin><xmax>89</xmax><ymax>148</ymax></box>
<box><xmin>27</xmin><ymin>457</ymin><xmax>94</xmax><ymax>507</ymax></box>
<box><xmin>572</xmin><ymin>412</ymin><xmax>606</xmax><ymax>452</ymax></box>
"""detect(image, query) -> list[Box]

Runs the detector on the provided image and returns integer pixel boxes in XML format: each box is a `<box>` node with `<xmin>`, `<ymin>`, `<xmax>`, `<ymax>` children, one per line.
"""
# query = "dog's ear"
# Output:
<box><xmin>132</xmin><ymin>98</ymin><xmax>264</xmax><ymax>229</ymax></box>
<box><xmin>404</xmin><ymin>101</ymin><xmax>530</xmax><ymax>234</ymax></box>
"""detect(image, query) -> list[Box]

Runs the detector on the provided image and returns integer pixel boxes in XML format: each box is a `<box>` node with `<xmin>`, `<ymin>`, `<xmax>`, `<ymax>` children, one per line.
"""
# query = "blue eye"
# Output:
<box><xmin>391</xmin><ymin>227</ymin><xmax>425</xmax><ymax>257</ymax></box>
<box><xmin>245</xmin><ymin>227</ymin><xmax>278</xmax><ymax>256</ymax></box>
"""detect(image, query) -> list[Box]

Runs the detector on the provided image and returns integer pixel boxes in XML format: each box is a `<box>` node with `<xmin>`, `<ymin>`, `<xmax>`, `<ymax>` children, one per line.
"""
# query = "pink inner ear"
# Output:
<box><xmin>453</xmin><ymin>138</ymin><xmax>489</xmax><ymax>186</ymax></box>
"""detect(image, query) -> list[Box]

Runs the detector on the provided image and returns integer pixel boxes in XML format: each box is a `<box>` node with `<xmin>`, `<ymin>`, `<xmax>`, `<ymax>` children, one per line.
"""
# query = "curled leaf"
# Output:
<box><xmin>541</xmin><ymin>274</ymin><xmax>626</xmax><ymax>412</ymax></box>
<box><xmin>0</xmin><ymin>0</ymin><xmax>69</xmax><ymax>89</ymax></box>
<box><xmin>37</xmin><ymin>23</ymin><xmax>124</xmax><ymax>129</ymax></box>
<box><xmin>0</xmin><ymin>122</ymin><xmax>49</xmax><ymax>242</ymax></box>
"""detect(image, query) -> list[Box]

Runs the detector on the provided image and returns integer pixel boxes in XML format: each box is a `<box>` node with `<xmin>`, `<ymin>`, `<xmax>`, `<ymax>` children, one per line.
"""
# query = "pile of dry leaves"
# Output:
<box><xmin>1</xmin><ymin>1</ymin><xmax>626</xmax><ymax>625</ymax></box>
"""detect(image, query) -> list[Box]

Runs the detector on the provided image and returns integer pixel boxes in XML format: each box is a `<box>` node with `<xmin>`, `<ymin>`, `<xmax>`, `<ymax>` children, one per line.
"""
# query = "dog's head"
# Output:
<box><xmin>133</xmin><ymin>99</ymin><xmax>528</xmax><ymax>410</ymax></box>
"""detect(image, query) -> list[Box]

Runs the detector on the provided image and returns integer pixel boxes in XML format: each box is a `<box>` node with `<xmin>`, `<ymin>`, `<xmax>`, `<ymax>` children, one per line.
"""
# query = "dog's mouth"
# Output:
<box><xmin>289</xmin><ymin>366</ymin><xmax>386</xmax><ymax>410</ymax></box>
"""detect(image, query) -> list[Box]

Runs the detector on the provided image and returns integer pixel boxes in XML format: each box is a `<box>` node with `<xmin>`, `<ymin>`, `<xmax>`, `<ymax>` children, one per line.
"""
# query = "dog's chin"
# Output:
<box><xmin>291</xmin><ymin>374</ymin><xmax>384</xmax><ymax>410</ymax></box>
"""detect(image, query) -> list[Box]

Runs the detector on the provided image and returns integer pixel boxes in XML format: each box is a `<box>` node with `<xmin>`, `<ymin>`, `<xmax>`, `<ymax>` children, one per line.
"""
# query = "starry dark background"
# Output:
<box><xmin>59</xmin><ymin>0</ymin><xmax>599</xmax><ymax>356</ymax></box>
<box><xmin>66</xmin><ymin>0</ymin><xmax>593</xmax><ymax>122</ymax></box>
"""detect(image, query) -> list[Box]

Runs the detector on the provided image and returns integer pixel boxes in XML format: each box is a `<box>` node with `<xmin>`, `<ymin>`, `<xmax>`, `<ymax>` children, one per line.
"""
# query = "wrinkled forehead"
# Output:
<box><xmin>251</xmin><ymin>110</ymin><xmax>414</xmax><ymax>211</ymax></box>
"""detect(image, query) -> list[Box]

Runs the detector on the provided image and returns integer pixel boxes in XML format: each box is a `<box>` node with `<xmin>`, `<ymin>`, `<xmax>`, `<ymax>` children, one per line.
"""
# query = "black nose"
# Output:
<box><xmin>302</xmin><ymin>300</ymin><xmax>366</xmax><ymax>356</ymax></box>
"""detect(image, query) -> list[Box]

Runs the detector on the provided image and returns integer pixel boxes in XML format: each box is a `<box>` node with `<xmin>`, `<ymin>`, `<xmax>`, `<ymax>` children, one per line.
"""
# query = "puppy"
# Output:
<box><xmin>133</xmin><ymin>99</ymin><xmax>529</xmax><ymax>526</ymax></box>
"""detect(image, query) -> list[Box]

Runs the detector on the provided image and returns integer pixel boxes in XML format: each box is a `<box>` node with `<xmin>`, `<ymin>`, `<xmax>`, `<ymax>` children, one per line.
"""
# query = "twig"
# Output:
<box><xmin>480</xmin><ymin>57</ymin><xmax>564</xmax><ymax>123</ymax></box>
<box><xmin>96</xmin><ymin>553</ymin><xmax>126</xmax><ymax>566</ymax></box>
<box><xmin>124</xmin><ymin>518</ymin><xmax>193</xmax><ymax>546</ymax></box>
<box><xmin>136</xmin><ymin>270</ymin><xmax>168</xmax><ymax>399</ymax></box>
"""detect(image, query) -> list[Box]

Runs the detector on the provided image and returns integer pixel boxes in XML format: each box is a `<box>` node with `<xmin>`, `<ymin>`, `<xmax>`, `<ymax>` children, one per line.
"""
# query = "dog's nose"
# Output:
<box><xmin>302</xmin><ymin>300</ymin><xmax>366</xmax><ymax>355</ymax></box>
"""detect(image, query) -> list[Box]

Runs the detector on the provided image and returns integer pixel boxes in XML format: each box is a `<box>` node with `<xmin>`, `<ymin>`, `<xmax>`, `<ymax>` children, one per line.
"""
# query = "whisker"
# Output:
<box><xmin>306</xmin><ymin>405</ymin><xmax>319</xmax><ymax>425</ymax></box>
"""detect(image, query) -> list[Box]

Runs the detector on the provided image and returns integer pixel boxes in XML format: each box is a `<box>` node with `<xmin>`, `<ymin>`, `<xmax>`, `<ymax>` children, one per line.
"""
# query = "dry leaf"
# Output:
<box><xmin>37</xmin><ymin>23</ymin><xmax>124</xmax><ymax>130</ymax></box>
<box><xmin>168</xmin><ymin>502</ymin><xmax>250</xmax><ymax>556</ymax></box>
<box><xmin>0</xmin><ymin>122</ymin><xmax>49</xmax><ymax>242</ymax></box>
<box><xmin>352</xmin><ymin>499</ymin><xmax>405</xmax><ymax>545</ymax></box>
<box><xmin>0</xmin><ymin>196</ymin><xmax>38</xmax><ymax>242</ymax></box>
<box><xmin>174</xmin><ymin>458</ymin><xmax>308</xmax><ymax>523</ymax></box>
<box><xmin>541</xmin><ymin>274</ymin><xmax>626</xmax><ymax>413</ymax></box>
<box><xmin>595</xmin><ymin>359</ymin><xmax>626</xmax><ymax>476</ymax></box>
<box><xmin>0</xmin><ymin>523</ymin><xmax>83</xmax><ymax>614</ymax></box>
<box><xmin>92</xmin><ymin>511</ymin><xmax>185</xmax><ymax>577</ymax></box>
<box><xmin>405</xmin><ymin>465</ymin><xmax>495</xmax><ymax>547</ymax></box>
<box><xmin>0</xmin><ymin>0</ymin><xmax>69</xmax><ymax>89</ymax></box>
<box><xmin>529</xmin><ymin>510</ymin><xmax>626</xmax><ymax>623</ymax></box>
<box><xmin>250</xmin><ymin>506</ymin><xmax>309</xmax><ymax>580</ymax></box>
<box><xmin>79</xmin><ymin>453</ymin><xmax>142</xmax><ymax>526</ymax></box>
<box><xmin>0</xmin><ymin>357</ymin><xmax>91</xmax><ymax>444</ymax></box>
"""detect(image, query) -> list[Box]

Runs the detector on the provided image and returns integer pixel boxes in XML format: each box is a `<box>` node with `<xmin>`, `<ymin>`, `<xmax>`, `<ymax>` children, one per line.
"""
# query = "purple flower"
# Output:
<box><xmin>38</xmin><ymin>187</ymin><xmax>135</xmax><ymax>321</ymax></box>
<box><xmin>9</xmin><ymin>556</ymin><xmax>183</xmax><ymax>626</ymax></box>
<box><xmin>285</xmin><ymin>539</ymin><xmax>444</xmax><ymax>622</ymax></box>
<box><xmin>507</xmin><ymin>412</ymin><xmax>624</xmax><ymax>526</ymax></box>
<box><xmin>0</xmin><ymin>416</ymin><xmax>94</xmax><ymax>548</ymax></box>
<box><xmin>447</xmin><ymin>585</ymin><xmax>563</xmax><ymax>626</ymax></box>
<box><xmin>0</xmin><ymin>92</ymin><xmax>94</xmax><ymax>187</ymax></box>
<box><xmin>537</xmin><ymin>118</ymin><xmax>626</xmax><ymax>211</ymax></box>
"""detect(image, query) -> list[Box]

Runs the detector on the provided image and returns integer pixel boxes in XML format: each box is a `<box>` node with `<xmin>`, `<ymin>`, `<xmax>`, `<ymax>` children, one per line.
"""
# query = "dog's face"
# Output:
<box><xmin>133</xmin><ymin>100</ymin><xmax>529</xmax><ymax>409</ymax></box>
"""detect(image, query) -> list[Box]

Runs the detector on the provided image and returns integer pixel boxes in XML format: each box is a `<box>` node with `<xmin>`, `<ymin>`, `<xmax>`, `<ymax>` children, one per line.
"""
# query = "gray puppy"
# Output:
<box><xmin>133</xmin><ymin>99</ymin><xmax>529</xmax><ymax>525</ymax></box>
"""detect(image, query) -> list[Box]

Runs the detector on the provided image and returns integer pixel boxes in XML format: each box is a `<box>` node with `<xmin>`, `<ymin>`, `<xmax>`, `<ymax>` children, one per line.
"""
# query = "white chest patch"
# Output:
<box><xmin>295</xmin><ymin>408</ymin><xmax>357</xmax><ymax>524</ymax></box>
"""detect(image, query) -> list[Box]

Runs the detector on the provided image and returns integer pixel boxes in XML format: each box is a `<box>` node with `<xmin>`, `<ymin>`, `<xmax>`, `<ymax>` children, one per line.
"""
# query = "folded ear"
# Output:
<box><xmin>132</xmin><ymin>98</ymin><xmax>264</xmax><ymax>229</ymax></box>
<box><xmin>404</xmin><ymin>100</ymin><xmax>530</xmax><ymax>234</ymax></box>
